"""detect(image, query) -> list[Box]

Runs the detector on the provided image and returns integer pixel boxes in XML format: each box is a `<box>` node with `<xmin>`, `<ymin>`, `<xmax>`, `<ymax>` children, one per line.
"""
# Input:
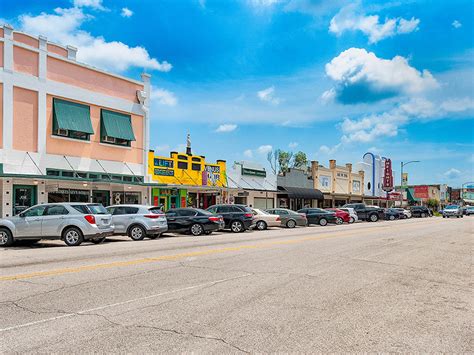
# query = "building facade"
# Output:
<box><xmin>277</xmin><ymin>168</ymin><xmax>323</xmax><ymax>210</ymax></box>
<box><xmin>0</xmin><ymin>25</ymin><xmax>151</xmax><ymax>217</ymax></box>
<box><xmin>147</xmin><ymin>147</ymin><xmax>227</xmax><ymax>210</ymax></box>
<box><xmin>355</xmin><ymin>152</ymin><xmax>390</xmax><ymax>205</ymax></box>
<box><xmin>227</xmin><ymin>161</ymin><xmax>277</xmax><ymax>209</ymax></box>
<box><xmin>311</xmin><ymin>160</ymin><xmax>365</xmax><ymax>207</ymax></box>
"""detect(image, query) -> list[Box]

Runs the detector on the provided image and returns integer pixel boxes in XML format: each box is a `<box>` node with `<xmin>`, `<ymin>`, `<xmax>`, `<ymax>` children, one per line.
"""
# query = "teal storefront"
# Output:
<box><xmin>152</xmin><ymin>188</ymin><xmax>187</xmax><ymax>211</ymax></box>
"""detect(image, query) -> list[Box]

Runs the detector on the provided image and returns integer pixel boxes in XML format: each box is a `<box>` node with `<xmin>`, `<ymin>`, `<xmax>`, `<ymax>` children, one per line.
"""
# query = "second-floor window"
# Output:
<box><xmin>52</xmin><ymin>98</ymin><xmax>93</xmax><ymax>141</ymax></box>
<box><xmin>100</xmin><ymin>109</ymin><xmax>136</xmax><ymax>147</ymax></box>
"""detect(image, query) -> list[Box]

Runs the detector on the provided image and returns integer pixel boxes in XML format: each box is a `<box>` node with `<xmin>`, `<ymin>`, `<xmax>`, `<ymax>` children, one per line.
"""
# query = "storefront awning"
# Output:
<box><xmin>101</xmin><ymin>109</ymin><xmax>136</xmax><ymax>141</ymax></box>
<box><xmin>278</xmin><ymin>186</ymin><xmax>323</xmax><ymax>200</ymax></box>
<box><xmin>53</xmin><ymin>98</ymin><xmax>94</xmax><ymax>134</ymax></box>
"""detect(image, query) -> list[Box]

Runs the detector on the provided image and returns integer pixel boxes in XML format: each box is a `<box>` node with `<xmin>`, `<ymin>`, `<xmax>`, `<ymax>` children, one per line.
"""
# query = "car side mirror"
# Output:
<box><xmin>19</xmin><ymin>212</ymin><xmax>25</xmax><ymax>218</ymax></box>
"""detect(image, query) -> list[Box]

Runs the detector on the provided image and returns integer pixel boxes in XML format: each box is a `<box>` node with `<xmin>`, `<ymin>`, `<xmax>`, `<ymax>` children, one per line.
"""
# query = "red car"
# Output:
<box><xmin>326</xmin><ymin>208</ymin><xmax>350</xmax><ymax>224</ymax></box>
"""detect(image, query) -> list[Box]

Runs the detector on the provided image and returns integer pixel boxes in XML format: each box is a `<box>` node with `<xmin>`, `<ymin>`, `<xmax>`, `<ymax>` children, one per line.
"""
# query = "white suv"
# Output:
<box><xmin>0</xmin><ymin>203</ymin><xmax>113</xmax><ymax>247</ymax></box>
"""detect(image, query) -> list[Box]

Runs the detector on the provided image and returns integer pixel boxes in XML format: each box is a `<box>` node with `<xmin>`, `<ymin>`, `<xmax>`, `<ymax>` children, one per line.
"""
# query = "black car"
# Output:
<box><xmin>384</xmin><ymin>208</ymin><xmax>402</xmax><ymax>220</ymax></box>
<box><xmin>410</xmin><ymin>206</ymin><xmax>431</xmax><ymax>218</ymax></box>
<box><xmin>206</xmin><ymin>204</ymin><xmax>254</xmax><ymax>233</ymax></box>
<box><xmin>297</xmin><ymin>208</ymin><xmax>337</xmax><ymax>226</ymax></box>
<box><xmin>342</xmin><ymin>203</ymin><xmax>384</xmax><ymax>222</ymax></box>
<box><xmin>165</xmin><ymin>208</ymin><xmax>224</xmax><ymax>236</ymax></box>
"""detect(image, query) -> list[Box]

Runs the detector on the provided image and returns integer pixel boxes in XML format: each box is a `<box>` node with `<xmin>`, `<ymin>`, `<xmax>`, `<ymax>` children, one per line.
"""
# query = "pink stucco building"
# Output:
<box><xmin>0</xmin><ymin>24</ymin><xmax>152</xmax><ymax>217</ymax></box>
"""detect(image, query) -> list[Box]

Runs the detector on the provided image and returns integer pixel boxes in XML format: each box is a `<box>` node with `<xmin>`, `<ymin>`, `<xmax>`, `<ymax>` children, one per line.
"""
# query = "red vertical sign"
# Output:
<box><xmin>383</xmin><ymin>159</ymin><xmax>393</xmax><ymax>192</ymax></box>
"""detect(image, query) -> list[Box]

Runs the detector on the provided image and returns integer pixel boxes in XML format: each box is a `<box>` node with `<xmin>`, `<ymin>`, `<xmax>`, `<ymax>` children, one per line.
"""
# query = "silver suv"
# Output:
<box><xmin>0</xmin><ymin>203</ymin><xmax>113</xmax><ymax>247</ymax></box>
<box><xmin>106</xmin><ymin>205</ymin><xmax>168</xmax><ymax>240</ymax></box>
<box><xmin>442</xmin><ymin>205</ymin><xmax>463</xmax><ymax>218</ymax></box>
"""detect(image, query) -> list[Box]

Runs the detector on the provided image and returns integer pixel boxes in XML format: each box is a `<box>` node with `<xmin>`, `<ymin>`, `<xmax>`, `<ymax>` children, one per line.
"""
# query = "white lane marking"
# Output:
<box><xmin>0</xmin><ymin>274</ymin><xmax>251</xmax><ymax>332</ymax></box>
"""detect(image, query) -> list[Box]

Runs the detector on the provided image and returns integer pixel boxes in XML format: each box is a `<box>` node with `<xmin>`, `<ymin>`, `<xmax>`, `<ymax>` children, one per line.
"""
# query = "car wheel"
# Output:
<box><xmin>230</xmin><ymin>220</ymin><xmax>244</xmax><ymax>233</ymax></box>
<box><xmin>256</xmin><ymin>220</ymin><xmax>267</xmax><ymax>231</ymax></box>
<box><xmin>336</xmin><ymin>217</ymin><xmax>344</xmax><ymax>225</ymax></box>
<box><xmin>389</xmin><ymin>215</ymin><xmax>395</xmax><ymax>221</ymax></box>
<box><xmin>421</xmin><ymin>213</ymin><xmax>426</xmax><ymax>218</ymax></box>
<box><xmin>190</xmin><ymin>223</ymin><xmax>204</xmax><ymax>236</ymax></box>
<box><xmin>369</xmin><ymin>214</ymin><xmax>379</xmax><ymax>222</ymax></box>
<box><xmin>0</xmin><ymin>228</ymin><xmax>14</xmax><ymax>247</ymax></box>
<box><xmin>148</xmin><ymin>234</ymin><xmax>160</xmax><ymax>239</ymax></box>
<box><xmin>128</xmin><ymin>225</ymin><xmax>146</xmax><ymax>241</ymax></box>
<box><xmin>63</xmin><ymin>227</ymin><xmax>84</xmax><ymax>246</ymax></box>
<box><xmin>349</xmin><ymin>217</ymin><xmax>355</xmax><ymax>224</ymax></box>
<box><xmin>90</xmin><ymin>237</ymin><xmax>106</xmax><ymax>244</ymax></box>
<box><xmin>286</xmin><ymin>219</ymin><xmax>296</xmax><ymax>228</ymax></box>
<box><xmin>319</xmin><ymin>218</ymin><xmax>328</xmax><ymax>226</ymax></box>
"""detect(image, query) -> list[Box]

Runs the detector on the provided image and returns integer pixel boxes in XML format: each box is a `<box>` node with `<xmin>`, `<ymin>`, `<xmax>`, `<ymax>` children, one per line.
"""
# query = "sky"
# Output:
<box><xmin>1</xmin><ymin>0</ymin><xmax>473</xmax><ymax>187</ymax></box>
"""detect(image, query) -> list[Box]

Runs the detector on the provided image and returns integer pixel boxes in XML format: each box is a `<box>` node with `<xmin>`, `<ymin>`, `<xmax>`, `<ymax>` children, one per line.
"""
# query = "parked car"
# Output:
<box><xmin>410</xmin><ymin>206</ymin><xmax>431</xmax><ymax>218</ymax></box>
<box><xmin>251</xmin><ymin>209</ymin><xmax>280</xmax><ymax>230</ymax></box>
<box><xmin>266</xmin><ymin>208</ymin><xmax>307</xmax><ymax>228</ymax></box>
<box><xmin>384</xmin><ymin>208</ymin><xmax>402</xmax><ymax>220</ymax></box>
<box><xmin>107</xmin><ymin>205</ymin><xmax>168</xmax><ymax>240</ymax></box>
<box><xmin>206</xmin><ymin>204</ymin><xmax>254</xmax><ymax>233</ymax></box>
<box><xmin>164</xmin><ymin>208</ymin><xmax>224</xmax><ymax>236</ymax></box>
<box><xmin>297</xmin><ymin>208</ymin><xmax>336</xmax><ymax>226</ymax></box>
<box><xmin>465</xmin><ymin>206</ymin><xmax>474</xmax><ymax>216</ymax></box>
<box><xmin>442</xmin><ymin>205</ymin><xmax>463</xmax><ymax>218</ymax></box>
<box><xmin>0</xmin><ymin>203</ymin><xmax>113</xmax><ymax>247</ymax></box>
<box><xmin>339</xmin><ymin>207</ymin><xmax>358</xmax><ymax>223</ymax></box>
<box><xmin>325</xmin><ymin>208</ymin><xmax>350</xmax><ymax>224</ymax></box>
<box><xmin>394</xmin><ymin>208</ymin><xmax>412</xmax><ymax>219</ymax></box>
<box><xmin>342</xmin><ymin>203</ymin><xmax>384</xmax><ymax>222</ymax></box>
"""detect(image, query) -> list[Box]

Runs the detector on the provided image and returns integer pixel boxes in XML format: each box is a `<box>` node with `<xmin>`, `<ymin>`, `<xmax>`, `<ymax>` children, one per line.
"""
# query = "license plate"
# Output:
<box><xmin>101</xmin><ymin>218</ymin><xmax>110</xmax><ymax>224</ymax></box>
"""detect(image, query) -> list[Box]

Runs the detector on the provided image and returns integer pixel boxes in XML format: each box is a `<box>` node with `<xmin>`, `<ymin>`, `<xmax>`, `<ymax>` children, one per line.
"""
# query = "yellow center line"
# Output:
<box><xmin>0</xmin><ymin>221</ymin><xmax>429</xmax><ymax>281</ymax></box>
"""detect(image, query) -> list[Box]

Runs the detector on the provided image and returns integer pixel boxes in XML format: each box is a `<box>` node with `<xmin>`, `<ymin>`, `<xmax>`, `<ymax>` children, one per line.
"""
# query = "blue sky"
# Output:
<box><xmin>2</xmin><ymin>0</ymin><xmax>473</xmax><ymax>187</ymax></box>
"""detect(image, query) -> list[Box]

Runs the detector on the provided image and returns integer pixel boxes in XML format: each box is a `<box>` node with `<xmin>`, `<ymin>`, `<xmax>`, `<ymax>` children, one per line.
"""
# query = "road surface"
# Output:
<box><xmin>1</xmin><ymin>217</ymin><xmax>472</xmax><ymax>353</ymax></box>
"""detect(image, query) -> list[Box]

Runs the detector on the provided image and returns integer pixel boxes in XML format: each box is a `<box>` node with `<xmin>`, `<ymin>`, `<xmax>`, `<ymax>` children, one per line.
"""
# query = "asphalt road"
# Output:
<box><xmin>1</xmin><ymin>217</ymin><xmax>472</xmax><ymax>353</ymax></box>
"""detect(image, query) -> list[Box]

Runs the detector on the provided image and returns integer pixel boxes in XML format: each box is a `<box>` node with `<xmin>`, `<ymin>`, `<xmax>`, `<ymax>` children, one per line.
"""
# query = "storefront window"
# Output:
<box><xmin>48</xmin><ymin>189</ymin><xmax>89</xmax><ymax>203</ymax></box>
<box><xmin>112</xmin><ymin>192</ymin><xmax>141</xmax><ymax>205</ymax></box>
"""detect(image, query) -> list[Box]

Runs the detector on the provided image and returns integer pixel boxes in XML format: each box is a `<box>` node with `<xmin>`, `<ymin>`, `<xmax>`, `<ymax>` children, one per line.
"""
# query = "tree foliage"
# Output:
<box><xmin>292</xmin><ymin>151</ymin><xmax>308</xmax><ymax>169</ymax></box>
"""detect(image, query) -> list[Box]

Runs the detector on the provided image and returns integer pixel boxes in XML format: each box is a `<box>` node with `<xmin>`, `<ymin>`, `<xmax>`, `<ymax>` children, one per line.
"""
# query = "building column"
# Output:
<box><xmin>141</xmin><ymin>73</ymin><xmax>151</xmax><ymax>182</ymax></box>
<box><xmin>1</xmin><ymin>178</ymin><xmax>13</xmax><ymax>218</ymax></box>
<box><xmin>2</xmin><ymin>24</ymin><xmax>14</xmax><ymax>151</ymax></box>
<box><xmin>37</xmin><ymin>35</ymin><xmax>47</xmax><ymax>154</ymax></box>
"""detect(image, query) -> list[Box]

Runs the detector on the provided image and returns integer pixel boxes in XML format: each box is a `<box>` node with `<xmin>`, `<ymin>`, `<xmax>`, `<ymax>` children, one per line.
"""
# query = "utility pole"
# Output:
<box><xmin>400</xmin><ymin>161</ymin><xmax>420</xmax><ymax>207</ymax></box>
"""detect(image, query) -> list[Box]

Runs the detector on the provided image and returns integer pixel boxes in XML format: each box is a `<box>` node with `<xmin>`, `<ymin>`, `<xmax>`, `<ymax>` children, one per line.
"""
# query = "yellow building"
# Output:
<box><xmin>147</xmin><ymin>149</ymin><xmax>227</xmax><ymax>210</ymax></box>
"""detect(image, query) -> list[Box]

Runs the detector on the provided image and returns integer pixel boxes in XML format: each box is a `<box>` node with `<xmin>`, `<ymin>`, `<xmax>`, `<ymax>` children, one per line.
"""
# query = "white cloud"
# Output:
<box><xmin>244</xmin><ymin>149</ymin><xmax>254</xmax><ymax>158</ymax></box>
<box><xmin>257</xmin><ymin>145</ymin><xmax>273</xmax><ymax>155</ymax></box>
<box><xmin>452</xmin><ymin>20</ymin><xmax>462</xmax><ymax>29</ymax></box>
<box><xmin>318</xmin><ymin>144</ymin><xmax>341</xmax><ymax>155</ymax></box>
<box><xmin>444</xmin><ymin>168</ymin><xmax>461</xmax><ymax>179</ymax></box>
<box><xmin>215</xmin><ymin>124</ymin><xmax>238</xmax><ymax>133</ymax></box>
<box><xmin>323</xmin><ymin>48</ymin><xmax>438</xmax><ymax>104</ymax></box>
<box><xmin>121</xmin><ymin>7</ymin><xmax>133</xmax><ymax>18</ymax></box>
<box><xmin>440</xmin><ymin>98</ymin><xmax>474</xmax><ymax>112</ymax></box>
<box><xmin>19</xmin><ymin>7</ymin><xmax>171</xmax><ymax>73</ymax></box>
<box><xmin>257</xmin><ymin>86</ymin><xmax>281</xmax><ymax>105</ymax></box>
<box><xmin>288</xmin><ymin>142</ymin><xmax>299</xmax><ymax>149</ymax></box>
<box><xmin>329</xmin><ymin>3</ymin><xmax>420</xmax><ymax>43</ymax></box>
<box><xmin>154</xmin><ymin>144</ymin><xmax>170</xmax><ymax>153</ymax></box>
<box><xmin>151</xmin><ymin>87</ymin><xmax>178</xmax><ymax>106</ymax></box>
<box><xmin>250</xmin><ymin>0</ymin><xmax>279</xmax><ymax>7</ymax></box>
<box><xmin>73</xmin><ymin>0</ymin><xmax>105</xmax><ymax>10</ymax></box>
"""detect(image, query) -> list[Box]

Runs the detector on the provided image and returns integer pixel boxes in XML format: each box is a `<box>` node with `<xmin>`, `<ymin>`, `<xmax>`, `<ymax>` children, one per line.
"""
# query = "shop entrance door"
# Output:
<box><xmin>159</xmin><ymin>196</ymin><xmax>168</xmax><ymax>210</ymax></box>
<box><xmin>92</xmin><ymin>190</ymin><xmax>110</xmax><ymax>206</ymax></box>
<box><xmin>13</xmin><ymin>185</ymin><xmax>37</xmax><ymax>215</ymax></box>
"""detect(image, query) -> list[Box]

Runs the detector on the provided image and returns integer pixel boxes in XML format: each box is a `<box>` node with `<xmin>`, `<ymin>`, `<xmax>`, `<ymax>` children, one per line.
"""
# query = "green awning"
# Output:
<box><xmin>101</xmin><ymin>109</ymin><xmax>136</xmax><ymax>141</ymax></box>
<box><xmin>53</xmin><ymin>98</ymin><xmax>94</xmax><ymax>134</ymax></box>
<box><xmin>407</xmin><ymin>188</ymin><xmax>416</xmax><ymax>202</ymax></box>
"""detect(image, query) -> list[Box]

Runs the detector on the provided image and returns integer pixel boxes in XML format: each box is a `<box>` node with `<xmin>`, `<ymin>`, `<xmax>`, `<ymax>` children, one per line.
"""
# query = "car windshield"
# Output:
<box><xmin>445</xmin><ymin>205</ymin><xmax>458</xmax><ymax>210</ymax></box>
<box><xmin>196</xmin><ymin>209</ymin><xmax>213</xmax><ymax>215</ymax></box>
<box><xmin>87</xmin><ymin>204</ymin><xmax>108</xmax><ymax>215</ymax></box>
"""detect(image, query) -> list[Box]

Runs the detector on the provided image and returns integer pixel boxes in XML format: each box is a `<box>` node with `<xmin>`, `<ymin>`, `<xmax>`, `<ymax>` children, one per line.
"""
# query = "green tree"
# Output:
<box><xmin>426</xmin><ymin>198</ymin><xmax>439</xmax><ymax>209</ymax></box>
<box><xmin>292</xmin><ymin>151</ymin><xmax>308</xmax><ymax>169</ymax></box>
<box><xmin>278</xmin><ymin>150</ymin><xmax>293</xmax><ymax>174</ymax></box>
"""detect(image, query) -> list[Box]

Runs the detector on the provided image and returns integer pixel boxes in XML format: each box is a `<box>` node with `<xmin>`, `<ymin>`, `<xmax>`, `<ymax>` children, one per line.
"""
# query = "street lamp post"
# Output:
<box><xmin>400</xmin><ymin>160</ymin><xmax>420</xmax><ymax>207</ymax></box>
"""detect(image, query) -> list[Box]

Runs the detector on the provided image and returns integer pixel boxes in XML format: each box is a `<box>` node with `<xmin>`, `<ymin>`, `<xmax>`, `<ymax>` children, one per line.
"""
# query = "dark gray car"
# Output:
<box><xmin>265</xmin><ymin>208</ymin><xmax>307</xmax><ymax>228</ymax></box>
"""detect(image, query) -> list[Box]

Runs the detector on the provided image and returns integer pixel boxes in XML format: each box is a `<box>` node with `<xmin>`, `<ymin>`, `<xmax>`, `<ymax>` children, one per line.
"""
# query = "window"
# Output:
<box><xmin>52</xmin><ymin>98</ymin><xmax>93</xmax><ymax>141</ymax></box>
<box><xmin>22</xmin><ymin>205</ymin><xmax>46</xmax><ymax>217</ymax></box>
<box><xmin>112</xmin><ymin>207</ymin><xmax>128</xmax><ymax>215</ymax></box>
<box><xmin>46</xmin><ymin>170</ymin><xmax>60</xmax><ymax>176</ymax></box>
<box><xmin>100</xmin><ymin>109</ymin><xmax>135</xmax><ymax>147</ymax></box>
<box><xmin>178</xmin><ymin>155</ymin><xmax>188</xmax><ymax>160</ymax></box>
<box><xmin>73</xmin><ymin>205</ymin><xmax>90</xmax><ymax>214</ymax></box>
<box><xmin>89</xmin><ymin>173</ymin><xmax>98</xmax><ymax>179</ymax></box>
<box><xmin>61</xmin><ymin>171</ymin><xmax>74</xmax><ymax>178</ymax></box>
<box><xmin>319</xmin><ymin>175</ymin><xmax>330</xmax><ymax>188</ymax></box>
<box><xmin>45</xmin><ymin>205</ymin><xmax>69</xmax><ymax>216</ymax></box>
<box><xmin>191</xmin><ymin>163</ymin><xmax>201</xmax><ymax>171</ymax></box>
<box><xmin>207</xmin><ymin>207</ymin><xmax>217</xmax><ymax>214</ymax></box>
<box><xmin>87</xmin><ymin>204</ymin><xmax>108</xmax><ymax>215</ymax></box>
<box><xmin>177</xmin><ymin>209</ymin><xmax>197</xmax><ymax>217</ymax></box>
<box><xmin>177</xmin><ymin>161</ymin><xmax>188</xmax><ymax>170</ymax></box>
<box><xmin>217</xmin><ymin>206</ymin><xmax>232</xmax><ymax>213</ymax></box>
<box><xmin>192</xmin><ymin>157</ymin><xmax>201</xmax><ymax>162</ymax></box>
<box><xmin>166</xmin><ymin>210</ymin><xmax>178</xmax><ymax>217</ymax></box>
<box><xmin>367</xmin><ymin>182</ymin><xmax>371</xmax><ymax>190</ymax></box>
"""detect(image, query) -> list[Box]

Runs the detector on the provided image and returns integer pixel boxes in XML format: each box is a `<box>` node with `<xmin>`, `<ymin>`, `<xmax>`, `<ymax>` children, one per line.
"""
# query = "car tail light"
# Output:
<box><xmin>84</xmin><ymin>215</ymin><xmax>96</xmax><ymax>224</ymax></box>
<box><xmin>144</xmin><ymin>214</ymin><xmax>163</xmax><ymax>219</ymax></box>
<box><xmin>208</xmin><ymin>216</ymin><xmax>220</xmax><ymax>222</ymax></box>
<box><xmin>276</xmin><ymin>216</ymin><xmax>280</xmax><ymax>221</ymax></box>
<box><xmin>244</xmin><ymin>213</ymin><xmax>253</xmax><ymax>218</ymax></box>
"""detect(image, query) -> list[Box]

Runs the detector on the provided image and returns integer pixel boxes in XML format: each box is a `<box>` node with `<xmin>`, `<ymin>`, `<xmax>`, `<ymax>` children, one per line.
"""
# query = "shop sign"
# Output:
<box><xmin>336</xmin><ymin>172</ymin><xmax>348</xmax><ymax>178</ymax></box>
<box><xmin>462</xmin><ymin>191</ymin><xmax>474</xmax><ymax>200</ymax></box>
<box><xmin>205</xmin><ymin>165</ymin><xmax>220</xmax><ymax>185</ymax></box>
<box><xmin>57</xmin><ymin>189</ymin><xmax>89</xmax><ymax>195</ymax></box>
<box><xmin>388</xmin><ymin>192</ymin><xmax>402</xmax><ymax>200</ymax></box>
<box><xmin>414</xmin><ymin>185</ymin><xmax>429</xmax><ymax>199</ymax></box>
<box><xmin>382</xmin><ymin>159</ymin><xmax>394</xmax><ymax>192</ymax></box>
<box><xmin>154</xmin><ymin>158</ymin><xmax>173</xmax><ymax>168</ymax></box>
<box><xmin>242</xmin><ymin>167</ymin><xmax>266</xmax><ymax>178</ymax></box>
<box><xmin>46</xmin><ymin>184</ymin><xmax>59</xmax><ymax>192</ymax></box>
<box><xmin>402</xmin><ymin>173</ymin><xmax>408</xmax><ymax>187</ymax></box>
<box><xmin>154</xmin><ymin>168</ymin><xmax>174</xmax><ymax>176</ymax></box>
